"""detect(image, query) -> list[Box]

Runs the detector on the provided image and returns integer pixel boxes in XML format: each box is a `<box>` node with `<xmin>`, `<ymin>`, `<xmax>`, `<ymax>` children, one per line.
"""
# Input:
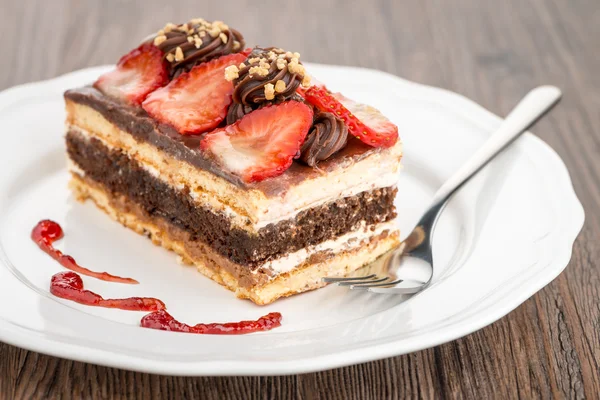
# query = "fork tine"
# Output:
<box><xmin>338</xmin><ymin>276</ymin><xmax>389</xmax><ymax>286</ymax></box>
<box><xmin>322</xmin><ymin>274</ymin><xmax>377</xmax><ymax>283</ymax></box>
<box><xmin>349</xmin><ymin>279</ymin><xmax>404</xmax><ymax>290</ymax></box>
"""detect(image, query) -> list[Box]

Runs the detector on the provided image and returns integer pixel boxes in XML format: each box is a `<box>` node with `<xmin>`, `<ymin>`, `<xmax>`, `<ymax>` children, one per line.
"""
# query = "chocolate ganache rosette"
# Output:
<box><xmin>224</xmin><ymin>48</ymin><xmax>310</xmax><ymax>124</ymax></box>
<box><xmin>153</xmin><ymin>19</ymin><xmax>245</xmax><ymax>78</ymax></box>
<box><xmin>299</xmin><ymin>111</ymin><xmax>348</xmax><ymax>167</ymax></box>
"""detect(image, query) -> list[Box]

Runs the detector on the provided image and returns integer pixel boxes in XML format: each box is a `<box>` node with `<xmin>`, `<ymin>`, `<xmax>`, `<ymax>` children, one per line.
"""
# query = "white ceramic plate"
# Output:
<box><xmin>0</xmin><ymin>64</ymin><xmax>584</xmax><ymax>376</ymax></box>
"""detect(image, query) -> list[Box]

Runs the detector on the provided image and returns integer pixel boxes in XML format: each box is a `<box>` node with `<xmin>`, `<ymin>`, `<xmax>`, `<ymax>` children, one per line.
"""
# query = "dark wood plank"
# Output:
<box><xmin>1</xmin><ymin>0</ymin><xmax>598</xmax><ymax>398</ymax></box>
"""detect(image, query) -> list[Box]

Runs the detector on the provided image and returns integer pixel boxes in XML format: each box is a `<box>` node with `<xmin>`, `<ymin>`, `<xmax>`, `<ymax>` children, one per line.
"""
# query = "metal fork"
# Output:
<box><xmin>323</xmin><ymin>86</ymin><xmax>562</xmax><ymax>294</ymax></box>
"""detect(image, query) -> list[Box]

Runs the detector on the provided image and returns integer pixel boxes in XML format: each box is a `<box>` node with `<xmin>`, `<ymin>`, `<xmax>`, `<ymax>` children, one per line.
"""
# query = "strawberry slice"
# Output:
<box><xmin>201</xmin><ymin>101</ymin><xmax>314</xmax><ymax>183</ymax></box>
<box><xmin>303</xmin><ymin>86</ymin><xmax>398</xmax><ymax>147</ymax></box>
<box><xmin>142</xmin><ymin>53</ymin><xmax>248</xmax><ymax>135</ymax></box>
<box><xmin>295</xmin><ymin>75</ymin><xmax>324</xmax><ymax>98</ymax></box>
<box><xmin>94</xmin><ymin>43</ymin><xmax>168</xmax><ymax>105</ymax></box>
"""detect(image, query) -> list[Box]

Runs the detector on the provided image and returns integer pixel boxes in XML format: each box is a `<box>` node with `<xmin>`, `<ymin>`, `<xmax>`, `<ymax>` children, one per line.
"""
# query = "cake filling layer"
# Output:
<box><xmin>70</xmin><ymin>174</ymin><xmax>400</xmax><ymax>304</ymax></box>
<box><xmin>65</xmin><ymin>93</ymin><xmax>402</xmax><ymax>229</ymax></box>
<box><xmin>260</xmin><ymin>219</ymin><xmax>397</xmax><ymax>275</ymax></box>
<box><xmin>66</xmin><ymin>130</ymin><xmax>398</xmax><ymax>267</ymax></box>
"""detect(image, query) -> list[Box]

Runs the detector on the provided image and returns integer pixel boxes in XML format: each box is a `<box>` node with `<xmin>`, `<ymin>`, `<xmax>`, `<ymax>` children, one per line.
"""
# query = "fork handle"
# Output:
<box><xmin>430</xmin><ymin>86</ymin><xmax>562</xmax><ymax>206</ymax></box>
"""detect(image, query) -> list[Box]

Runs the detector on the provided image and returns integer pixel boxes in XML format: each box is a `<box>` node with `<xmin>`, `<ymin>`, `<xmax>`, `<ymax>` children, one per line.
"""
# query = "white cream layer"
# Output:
<box><xmin>257</xmin><ymin>219</ymin><xmax>398</xmax><ymax>275</ymax></box>
<box><xmin>252</xmin><ymin>160</ymin><xmax>401</xmax><ymax>229</ymax></box>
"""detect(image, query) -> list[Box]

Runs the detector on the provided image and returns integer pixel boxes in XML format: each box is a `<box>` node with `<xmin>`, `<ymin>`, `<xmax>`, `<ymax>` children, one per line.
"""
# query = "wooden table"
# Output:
<box><xmin>2</xmin><ymin>0</ymin><xmax>598</xmax><ymax>398</ymax></box>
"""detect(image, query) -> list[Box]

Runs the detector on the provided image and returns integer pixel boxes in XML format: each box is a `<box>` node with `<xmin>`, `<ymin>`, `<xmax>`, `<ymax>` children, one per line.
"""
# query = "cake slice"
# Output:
<box><xmin>64</xmin><ymin>19</ymin><xmax>402</xmax><ymax>305</ymax></box>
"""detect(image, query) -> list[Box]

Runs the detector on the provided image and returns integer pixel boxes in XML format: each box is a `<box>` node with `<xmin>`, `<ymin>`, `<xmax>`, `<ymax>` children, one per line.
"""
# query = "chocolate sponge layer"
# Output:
<box><xmin>66</xmin><ymin>130</ymin><xmax>397</xmax><ymax>267</ymax></box>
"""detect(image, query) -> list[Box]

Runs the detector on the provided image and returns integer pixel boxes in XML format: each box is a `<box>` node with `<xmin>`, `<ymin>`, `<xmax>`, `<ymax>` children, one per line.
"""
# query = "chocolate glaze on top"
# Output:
<box><xmin>64</xmin><ymin>87</ymin><xmax>382</xmax><ymax>197</ymax></box>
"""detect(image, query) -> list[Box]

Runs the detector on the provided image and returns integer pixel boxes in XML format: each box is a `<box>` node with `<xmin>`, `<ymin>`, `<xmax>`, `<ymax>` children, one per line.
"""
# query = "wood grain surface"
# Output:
<box><xmin>1</xmin><ymin>0</ymin><xmax>599</xmax><ymax>398</ymax></box>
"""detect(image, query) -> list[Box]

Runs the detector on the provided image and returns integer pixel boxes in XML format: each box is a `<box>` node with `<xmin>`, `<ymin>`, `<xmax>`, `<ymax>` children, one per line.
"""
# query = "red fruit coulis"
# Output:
<box><xmin>50</xmin><ymin>271</ymin><xmax>165</xmax><ymax>311</ymax></box>
<box><xmin>36</xmin><ymin>219</ymin><xmax>283</xmax><ymax>334</ymax></box>
<box><xmin>141</xmin><ymin>309</ymin><xmax>283</xmax><ymax>334</ymax></box>
<box><xmin>32</xmin><ymin>219</ymin><xmax>138</xmax><ymax>284</ymax></box>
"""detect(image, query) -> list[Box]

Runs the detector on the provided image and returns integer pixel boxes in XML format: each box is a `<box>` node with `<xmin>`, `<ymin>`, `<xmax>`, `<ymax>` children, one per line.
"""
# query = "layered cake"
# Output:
<box><xmin>64</xmin><ymin>18</ymin><xmax>402</xmax><ymax>305</ymax></box>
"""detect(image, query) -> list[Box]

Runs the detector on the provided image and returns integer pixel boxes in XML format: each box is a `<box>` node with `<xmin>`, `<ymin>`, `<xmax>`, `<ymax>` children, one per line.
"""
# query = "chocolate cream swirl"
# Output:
<box><xmin>225</xmin><ymin>48</ymin><xmax>310</xmax><ymax>123</ymax></box>
<box><xmin>153</xmin><ymin>19</ymin><xmax>245</xmax><ymax>78</ymax></box>
<box><xmin>299</xmin><ymin>111</ymin><xmax>348</xmax><ymax>167</ymax></box>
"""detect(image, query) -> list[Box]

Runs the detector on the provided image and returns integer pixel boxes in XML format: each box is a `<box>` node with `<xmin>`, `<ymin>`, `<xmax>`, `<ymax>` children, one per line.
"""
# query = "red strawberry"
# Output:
<box><xmin>295</xmin><ymin>75</ymin><xmax>324</xmax><ymax>98</ymax></box>
<box><xmin>240</xmin><ymin>48</ymin><xmax>253</xmax><ymax>57</ymax></box>
<box><xmin>303</xmin><ymin>86</ymin><xmax>398</xmax><ymax>147</ymax></box>
<box><xmin>201</xmin><ymin>101</ymin><xmax>314</xmax><ymax>183</ymax></box>
<box><xmin>94</xmin><ymin>43</ymin><xmax>168</xmax><ymax>105</ymax></box>
<box><xmin>142</xmin><ymin>53</ymin><xmax>248</xmax><ymax>135</ymax></box>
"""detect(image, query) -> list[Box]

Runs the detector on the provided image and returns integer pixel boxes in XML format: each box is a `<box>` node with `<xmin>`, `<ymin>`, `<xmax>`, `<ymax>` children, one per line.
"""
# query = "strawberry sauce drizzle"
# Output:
<box><xmin>141</xmin><ymin>309</ymin><xmax>282</xmax><ymax>335</ymax></box>
<box><xmin>51</xmin><ymin>271</ymin><xmax>165</xmax><ymax>311</ymax></box>
<box><xmin>32</xmin><ymin>220</ymin><xmax>138</xmax><ymax>284</ymax></box>
<box><xmin>37</xmin><ymin>219</ymin><xmax>283</xmax><ymax>334</ymax></box>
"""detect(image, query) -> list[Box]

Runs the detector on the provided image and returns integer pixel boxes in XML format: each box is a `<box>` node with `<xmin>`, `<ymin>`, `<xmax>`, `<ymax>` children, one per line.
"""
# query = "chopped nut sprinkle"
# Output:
<box><xmin>163</xmin><ymin>22</ymin><xmax>177</xmax><ymax>33</ymax></box>
<box><xmin>166</xmin><ymin>53</ymin><xmax>175</xmax><ymax>62</ymax></box>
<box><xmin>224</xmin><ymin>65</ymin><xmax>240</xmax><ymax>81</ymax></box>
<box><xmin>276</xmin><ymin>58</ymin><xmax>287</xmax><ymax>70</ymax></box>
<box><xmin>233</xmin><ymin>40</ymin><xmax>241</xmax><ymax>51</ymax></box>
<box><xmin>174</xmin><ymin>46</ymin><xmax>185</xmax><ymax>62</ymax></box>
<box><xmin>249</xmin><ymin>66</ymin><xmax>269</xmax><ymax>77</ymax></box>
<box><xmin>213</xmin><ymin>20</ymin><xmax>229</xmax><ymax>30</ymax></box>
<box><xmin>238</xmin><ymin>62</ymin><xmax>246</xmax><ymax>69</ymax></box>
<box><xmin>153</xmin><ymin>35</ymin><xmax>167</xmax><ymax>46</ymax></box>
<box><xmin>288</xmin><ymin>60</ymin><xmax>301</xmax><ymax>74</ymax></box>
<box><xmin>302</xmin><ymin>74</ymin><xmax>311</xmax><ymax>87</ymax></box>
<box><xmin>219</xmin><ymin>32</ymin><xmax>228</xmax><ymax>44</ymax></box>
<box><xmin>264</xmin><ymin>83</ymin><xmax>275</xmax><ymax>100</ymax></box>
<box><xmin>274</xmin><ymin>80</ymin><xmax>287</xmax><ymax>93</ymax></box>
<box><xmin>208</xmin><ymin>26</ymin><xmax>221</xmax><ymax>38</ymax></box>
<box><xmin>194</xmin><ymin>36</ymin><xmax>203</xmax><ymax>48</ymax></box>
<box><xmin>258</xmin><ymin>59</ymin><xmax>271</xmax><ymax>69</ymax></box>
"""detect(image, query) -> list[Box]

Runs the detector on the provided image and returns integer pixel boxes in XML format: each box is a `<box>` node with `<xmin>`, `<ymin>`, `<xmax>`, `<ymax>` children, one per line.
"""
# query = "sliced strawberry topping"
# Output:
<box><xmin>94</xmin><ymin>44</ymin><xmax>168</xmax><ymax>105</ymax></box>
<box><xmin>142</xmin><ymin>53</ymin><xmax>248</xmax><ymax>135</ymax></box>
<box><xmin>303</xmin><ymin>86</ymin><xmax>398</xmax><ymax>147</ymax></box>
<box><xmin>295</xmin><ymin>74</ymin><xmax>324</xmax><ymax>99</ymax></box>
<box><xmin>201</xmin><ymin>101</ymin><xmax>314</xmax><ymax>183</ymax></box>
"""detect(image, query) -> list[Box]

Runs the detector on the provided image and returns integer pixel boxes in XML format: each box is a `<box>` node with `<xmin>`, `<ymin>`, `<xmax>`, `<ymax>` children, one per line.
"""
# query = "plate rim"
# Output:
<box><xmin>0</xmin><ymin>64</ymin><xmax>585</xmax><ymax>376</ymax></box>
